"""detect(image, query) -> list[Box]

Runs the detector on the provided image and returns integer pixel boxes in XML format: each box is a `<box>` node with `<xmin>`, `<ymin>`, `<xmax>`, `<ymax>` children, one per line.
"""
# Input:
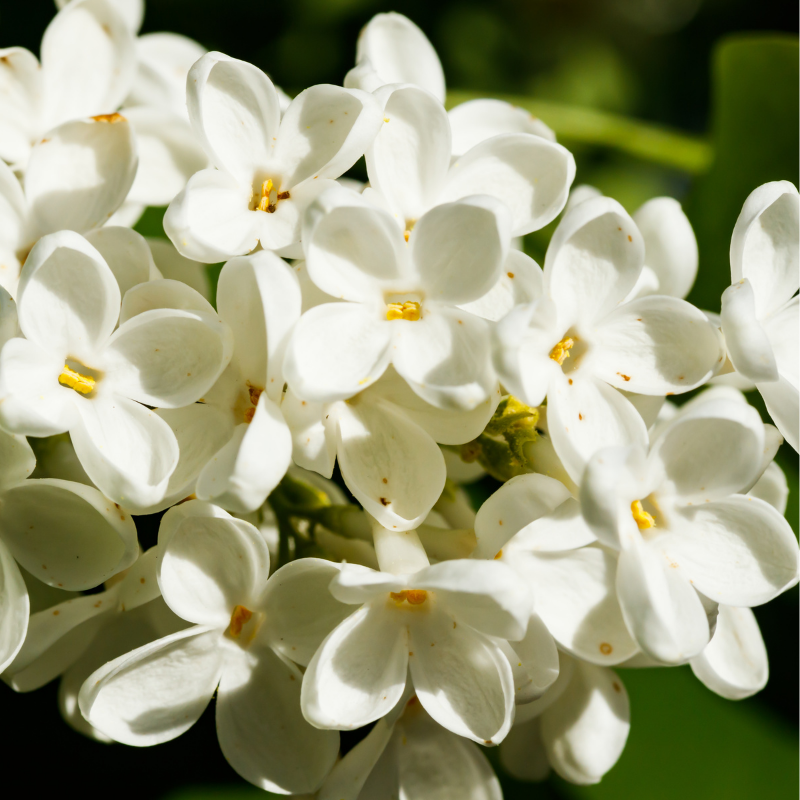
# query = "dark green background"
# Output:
<box><xmin>0</xmin><ymin>1</ymin><xmax>796</xmax><ymax>798</ymax></box>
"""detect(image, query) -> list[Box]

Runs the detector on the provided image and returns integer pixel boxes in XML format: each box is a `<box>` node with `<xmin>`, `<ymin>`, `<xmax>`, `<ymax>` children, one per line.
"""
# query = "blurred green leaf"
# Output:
<box><xmin>445</xmin><ymin>90</ymin><xmax>712</xmax><ymax>173</ymax></box>
<box><xmin>133</xmin><ymin>205</ymin><xmax>168</xmax><ymax>240</ymax></box>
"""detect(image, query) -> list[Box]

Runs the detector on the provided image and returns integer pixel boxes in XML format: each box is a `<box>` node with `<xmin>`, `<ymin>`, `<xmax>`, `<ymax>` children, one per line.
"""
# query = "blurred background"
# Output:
<box><xmin>0</xmin><ymin>1</ymin><xmax>797</xmax><ymax>798</ymax></box>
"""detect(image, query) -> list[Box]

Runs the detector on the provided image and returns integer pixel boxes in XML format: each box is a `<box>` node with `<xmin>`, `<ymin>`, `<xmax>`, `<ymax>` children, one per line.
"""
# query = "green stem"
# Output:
<box><xmin>445</xmin><ymin>90</ymin><xmax>713</xmax><ymax>174</ymax></box>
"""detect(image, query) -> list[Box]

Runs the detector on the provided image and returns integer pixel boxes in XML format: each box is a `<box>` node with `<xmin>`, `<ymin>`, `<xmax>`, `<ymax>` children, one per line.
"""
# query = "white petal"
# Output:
<box><xmin>0</xmin><ymin>477</ymin><xmax>138</xmax><ymax>590</ymax></box>
<box><xmin>449</xmin><ymin>99</ymin><xmax>556</xmax><ymax>156</ymax></box>
<box><xmin>158</xmin><ymin>500</ymin><xmax>269</xmax><ymax>627</ymax></box>
<box><xmin>119</xmin><ymin>278</ymin><xmax>215</xmax><ymax>325</ymax></box>
<box><xmin>277</xmin><ymin>85</ymin><xmax>382</xmax><ymax>188</ymax></box>
<box><xmin>592</xmin><ymin>295</ymin><xmax>725</xmax><ymax>394</ymax></box>
<box><xmin>473</xmin><ymin>472</ymin><xmax>573</xmax><ymax>559</ymax></box>
<box><xmin>758</xmin><ymin>374</ymin><xmax>799</xmax><ymax>452</ymax></box>
<box><xmin>616</xmin><ymin>537</ymin><xmax>710</xmax><ymax>663</ymax></box>
<box><xmin>70</xmin><ymin>395</ymin><xmax>178</xmax><ymax>511</ymax></box>
<box><xmin>442</xmin><ymin>134</ymin><xmax>575</xmax><ymax>236</ymax></box>
<box><xmin>349</xmin><ymin>12</ymin><xmax>445</xmax><ymax>102</ymax></box>
<box><xmin>41</xmin><ymin>0</ymin><xmax>136</xmax><ymax>128</ymax></box>
<box><xmin>411</xmin><ymin>195</ymin><xmax>511</xmax><ymax>304</ymax></box>
<box><xmin>301</xmin><ymin>603</ymin><xmax>408</xmax><ymax>730</ymax></box>
<box><xmin>333</xmin><ymin>398</ymin><xmax>445</xmax><ymax>531</ymax></box>
<box><xmin>164</xmin><ymin>168</ymin><xmax>261</xmax><ymax>263</ymax></box>
<box><xmin>547</xmin><ymin>372</ymin><xmax>649</xmax><ymax>484</ymax></box>
<box><xmin>217</xmin><ymin>645</ymin><xmax>339</xmax><ymax>793</ymax></box>
<box><xmin>365</xmin><ymin>84</ymin><xmax>451</xmax><ymax>221</ymax></box>
<box><xmin>409</xmin><ymin>610</ymin><xmax>514</xmax><ymax>744</ymax></box>
<box><xmin>0</xmin><ymin>158</ymin><xmax>28</xmax><ymax>257</ymax></box>
<box><xmin>0</xmin><ymin>47</ymin><xmax>43</xmax><ymax>165</ymax></box>
<box><xmin>17</xmin><ymin>230</ymin><xmax>120</xmax><ymax>363</ymax></box>
<box><xmin>25</xmin><ymin>115</ymin><xmax>137</xmax><ymax>237</ymax></box>
<box><xmin>730</xmin><ymin>181</ymin><xmax>799</xmax><ymax>317</ymax></box>
<box><xmin>196</xmin><ymin>394</ymin><xmax>292</xmax><ymax>513</ymax></box>
<box><xmin>541</xmin><ymin>661</ymin><xmax>629</xmax><ymax>785</ymax></box>
<box><xmin>764</xmin><ymin>295</ymin><xmax>798</xmax><ymax>386</ymax></box>
<box><xmin>690</xmin><ymin>605</ymin><xmax>768</xmax><ymax>700</ymax></box>
<box><xmin>105</xmin><ymin>307</ymin><xmax>233</xmax><ymax>408</ymax></box>
<box><xmin>259</xmin><ymin>558</ymin><xmax>352</xmax><ymax>667</ymax></box>
<box><xmin>720</xmin><ymin>279</ymin><xmax>778</xmax><ymax>382</ymax></box>
<box><xmin>544</xmin><ymin>196</ymin><xmax>643</xmax><ymax>328</ymax></box>
<box><xmin>328</xmin><ymin>563</ymin><xmax>406</xmax><ymax>605</ymax></box>
<box><xmin>749</xmin><ymin>460</ymin><xmax>789</xmax><ymax>514</ymax></box>
<box><xmin>392</xmin><ymin>306</ymin><xmax>495</xmax><ymax>411</ymax></box>
<box><xmin>147</xmin><ymin>238</ymin><xmax>211</xmax><ymax>302</ymax></box>
<box><xmin>284</xmin><ymin>302</ymin><xmax>391</xmax><ymax>402</ymax></box>
<box><xmin>505</xmin><ymin>611</ymin><xmax>560</xmax><ymax>703</ymax></box>
<box><xmin>0</xmin><ymin>427</ymin><xmax>35</xmax><ymax>490</ymax></box>
<box><xmin>663</xmin><ymin>495</ymin><xmax>799</xmax><ymax>606</ymax></box>
<box><xmin>499</xmin><ymin>718</ymin><xmax>550</xmax><ymax>782</ymax></box>
<box><xmin>0</xmin><ymin>539</ymin><xmax>28</xmax><ymax>672</ymax></box>
<box><xmin>280</xmin><ymin>387</ymin><xmax>335</xmax><ymax>476</ymax></box>
<box><xmin>84</xmin><ymin>226</ymin><xmax>153</xmax><ymax>298</ymax></box>
<box><xmin>79</xmin><ymin>625</ymin><xmax>224</xmax><ymax>745</ymax></box>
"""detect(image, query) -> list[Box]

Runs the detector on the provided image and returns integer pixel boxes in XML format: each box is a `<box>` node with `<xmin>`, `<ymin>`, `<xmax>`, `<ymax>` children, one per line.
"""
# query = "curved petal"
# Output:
<box><xmin>217</xmin><ymin>646</ymin><xmax>340</xmax><ymax>794</ymax></box>
<box><xmin>547</xmin><ymin>372</ymin><xmax>649</xmax><ymax>485</ymax></box>
<box><xmin>329</xmin><ymin>563</ymin><xmax>407</xmax><ymax>605</ymax></box>
<box><xmin>764</xmin><ymin>295</ymin><xmax>798</xmax><ymax>387</ymax></box>
<box><xmin>147</xmin><ymin>238</ymin><xmax>211</xmax><ymax>302</ymax></box>
<box><xmin>284</xmin><ymin>302</ymin><xmax>391</xmax><ymax>403</ymax></box>
<box><xmin>449</xmin><ymin>98</ymin><xmax>556</xmax><ymax>157</ymax></box>
<box><xmin>301</xmin><ymin>603</ymin><xmax>409</xmax><ymax>730</ymax></box>
<box><xmin>592</xmin><ymin>295</ymin><xmax>725</xmax><ymax>394</ymax></box>
<box><xmin>505</xmin><ymin>611</ymin><xmax>560</xmax><ymax>703</ymax></box>
<box><xmin>749</xmin><ymin>459</ymin><xmax>789</xmax><ymax>514</ymax></box>
<box><xmin>259</xmin><ymin>558</ymin><xmax>352</xmax><ymax>668</ymax></box>
<box><xmin>0</xmin><ymin>477</ymin><xmax>138</xmax><ymax>590</ymax></box>
<box><xmin>392</xmin><ymin>305</ymin><xmax>495</xmax><ymax>411</ymax></box>
<box><xmin>70</xmin><ymin>395</ymin><xmax>179</xmax><ymax>511</ymax></box>
<box><xmin>84</xmin><ymin>226</ymin><xmax>153</xmax><ymax>298</ymax></box>
<box><xmin>499</xmin><ymin>718</ymin><xmax>550</xmax><ymax>782</ymax></box>
<box><xmin>365</xmin><ymin>84</ymin><xmax>451</xmax><ymax>221</ymax></box>
<box><xmin>758</xmin><ymin>374</ymin><xmax>799</xmax><ymax>452</ymax></box>
<box><xmin>544</xmin><ymin>196</ymin><xmax>643</xmax><ymax>328</ymax></box>
<box><xmin>196</xmin><ymin>395</ymin><xmax>292</xmax><ymax>513</ymax></box>
<box><xmin>105</xmin><ymin>307</ymin><xmax>233</xmax><ymax>408</ymax></box>
<box><xmin>0</xmin><ymin>539</ymin><xmax>28</xmax><ymax>672</ymax></box>
<box><xmin>616</xmin><ymin>537</ymin><xmax>710</xmax><ymax>664</ymax></box>
<box><xmin>541</xmin><ymin>661</ymin><xmax>629</xmax><ymax>785</ymax></box>
<box><xmin>41</xmin><ymin>0</ymin><xmax>136</xmax><ymax>128</ymax></box>
<box><xmin>277</xmin><ymin>85</ymin><xmax>382</xmax><ymax>188</ymax></box>
<box><xmin>164</xmin><ymin>168</ymin><xmax>260</xmax><ymax>264</ymax></box>
<box><xmin>0</xmin><ymin>427</ymin><xmax>35</xmax><ymax>490</ymax></box>
<box><xmin>280</xmin><ymin>387</ymin><xmax>335</xmax><ymax>476</ymax></box>
<box><xmin>441</xmin><ymin>134</ymin><xmax>575</xmax><ymax>236</ymax></box>
<box><xmin>79</xmin><ymin>625</ymin><xmax>224</xmax><ymax>746</ymax></box>
<box><xmin>411</xmin><ymin>195</ymin><xmax>511</xmax><ymax>304</ymax></box>
<box><xmin>119</xmin><ymin>278</ymin><xmax>215</xmax><ymax>325</ymax></box>
<box><xmin>187</xmin><ymin>52</ymin><xmax>279</xmax><ymax>182</ymax></box>
<box><xmin>17</xmin><ymin>230</ymin><xmax>120</xmax><ymax>363</ymax></box>
<box><xmin>348</xmin><ymin>12</ymin><xmax>445</xmax><ymax>102</ymax></box>
<box><xmin>689</xmin><ymin>605</ymin><xmax>768</xmax><ymax>700</ymax></box>
<box><xmin>730</xmin><ymin>181</ymin><xmax>799</xmax><ymax>318</ymax></box>
<box><xmin>0</xmin><ymin>47</ymin><xmax>43</xmax><ymax>165</ymax></box>
<box><xmin>158</xmin><ymin>500</ymin><xmax>269</xmax><ymax>627</ymax></box>
<box><xmin>409</xmin><ymin>611</ymin><xmax>514</xmax><ymax>745</ymax></box>
<box><xmin>0</xmin><ymin>156</ymin><xmax>28</xmax><ymax>256</ymax></box>
<box><xmin>663</xmin><ymin>495</ymin><xmax>798</xmax><ymax>606</ymax></box>
<box><xmin>25</xmin><ymin>115</ymin><xmax>137</xmax><ymax>237</ymax></box>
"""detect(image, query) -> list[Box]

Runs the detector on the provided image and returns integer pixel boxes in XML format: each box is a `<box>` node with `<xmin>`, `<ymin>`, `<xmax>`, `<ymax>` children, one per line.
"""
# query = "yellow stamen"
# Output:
<box><xmin>228</xmin><ymin>605</ymin><xmax>253</xmax><ymax>637</ymax></box>
<box><xmin>386</xmin><ymin>301</ymin><xmax>421</xmax><ymax>321</ymax></box>
<box><xmin>389</xmin><ymin>589</ymin><xmax>428</xmax><ymax>605</ymax></box>
<box><xmin>631</xmin><ymin>500</ymin><xmax>656</xmax><ymax>530</ymax></box>
<box><xmin>58</xmin><ymin>365</ymin><xmax>95</xmax><ymax>395</ymax></box>
<box><xmin>549</xmin><ymin>337</ymin><xmax>574</xmax><ymax>366</ymax></box>
<box><xmin>92</xmin><ymin>113</ymin><xmax>125</xmax><ymax>123</ymax></box>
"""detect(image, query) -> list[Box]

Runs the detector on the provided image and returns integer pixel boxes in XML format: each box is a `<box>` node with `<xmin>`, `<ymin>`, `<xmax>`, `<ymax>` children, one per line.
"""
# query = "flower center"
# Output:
<box><xmin>243</xmin><ymin>382</ymin><xmax>263</xmax><ymax>423</ymax></box>
<box><xmin>403</xmin><ymin>218</ymin><xmax>417</xmax><ymax>243</ymax></box>
<box><xmin>254</xmin><ymin>179</ymin><xmax>290</xmax><ymax>213</ymax></box>
<box><xmin>549</xmin><ymin>337</ymin><xmax>574</xmax><ymax>366</ymax></box>
<box><xmin>58</xmin><ymin>363</ymin><xmax>97</xmax><ymax>395</ymax></box>
<box><xmin>390</xmin><ymin>589</ymin><xmax>428</xmax><ymax>605</ymax></box>
<box><xmin>386</xmin><ymin>301</ymin><xmax>421</xmax><ymax>321</ymax></box>
<box><xmin>631</xmin><ymin>500</ymin><xmax>656</xmax><ymax>530</ymax></box>
<box><xmin>227</xmin><ymin>604</ymin><xmax>253</xmax><ymax>637</ymax></box>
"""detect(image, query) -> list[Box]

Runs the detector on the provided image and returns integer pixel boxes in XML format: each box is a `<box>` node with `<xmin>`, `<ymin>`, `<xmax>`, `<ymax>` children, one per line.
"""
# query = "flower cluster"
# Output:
<box><xmin>0</xmin><ymin>3</ymin><xmax>797</xmax><ymax>797</ymax></box>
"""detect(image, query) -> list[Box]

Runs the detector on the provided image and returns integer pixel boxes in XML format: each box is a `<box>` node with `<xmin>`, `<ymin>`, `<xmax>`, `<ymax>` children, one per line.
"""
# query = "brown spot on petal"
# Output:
<box><xmin>617</xmin><ymin>373</ymin><xmax>631</xmax><ymax>382</ymax></box>
<box><xmin>599</xmin><ymin>642</ymin><xmax>613</xmax><ymax>655</ymax></box>
<box><xmin>380</xmin><ymin>497</ymin><xmax>390</xmax><ymax>506</ymax></box>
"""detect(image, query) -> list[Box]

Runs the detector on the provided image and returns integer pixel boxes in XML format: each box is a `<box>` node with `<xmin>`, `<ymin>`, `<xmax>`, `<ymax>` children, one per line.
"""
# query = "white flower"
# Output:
<box><xmin>0</xmin><ymin>115</ymin><xmax>137</xmax><ymax>296</ymax></box>
<box><xmin>284</xmin><ymin>184</ymin><xmax>510</xmax><ymax>411</ymax></box>
<box><xmin>165</xmin><ymin>52</ymin><xmax>383</xmax><ymax>262</ymax></box>
<box><xmin>301</xmin><ymin>524</ymin><xmax>533</xmax><ymax>744</ymax></box>
<box><xmin>0</xmin><ymin>230</ymin><xmax>233</xmax><ymax>510</ymax></box>
<box><xmin>366</xmin><ymin>83</ymin><xmax>574</xmax><ymax>239</ymax></box>
<box><xmin>79</xmin><ymin>500</ymin><xmax>349</xmax><ymax>794</ymax></box>
<box><xmin>580</xmin><ymin>390</ymin><xmax>799</xmax><ymax>663</ymax></box>
<box><xmin>720</xmin><ymin>180</ymin><xmax>799</xmax><ymax>450</ymax></box>
<box><xmin>500</xmin><ymin>653</ymin><xmax>630</xmax><ymax>786</ymax></box>
<box><xmin>494</xmin><ymin>195</ymin><xmax>725</xmax><ymax>483</ymax></box>
<box><xmin>0</xmin><ymin>426</ymin><xmax>139</xmax><ymax>672</ymax></box>
<box><xmin>0</xmin><ymin>0</ymin><xmax>136</xmax><ymax>168</ymax></box>
<box><xmin>319</xmin><ymin>691</ymin><xmax>502</xmax><ymax>800</ymax></box>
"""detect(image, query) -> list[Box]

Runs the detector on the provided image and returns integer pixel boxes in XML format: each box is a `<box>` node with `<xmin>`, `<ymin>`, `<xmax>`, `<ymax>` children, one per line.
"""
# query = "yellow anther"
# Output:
<box><xmin>58</xmin><ymin>365</ymin><xmax>95</xmax><ymax>395</ymax></box>
<box><xmin>389</xmin><ymin>589</ymin><xmax>428</xmax><ymax>606</ymax></box>
<box><xmin>631</xmin><ymin>500</ymin><xmax>656</xmax><ymax>530</ymax></box>
<box><xmin>228</xmin><ymin>605</ymin><xmax>253</xmax><ymax>638</ymax></box>
<box><xmin>549</xmin><ymin>337</ymin><xmax>574</xmax><ymax>366</ymax></box>
<box><xmin>386</xmin><ymin>301</ymin><xmax>421</xmax><ymax>321</ymax></box>
<box><xmin>92</xmin><ymin>113</ymin><xmax>125</xmax><ymax>123</ymax></box>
